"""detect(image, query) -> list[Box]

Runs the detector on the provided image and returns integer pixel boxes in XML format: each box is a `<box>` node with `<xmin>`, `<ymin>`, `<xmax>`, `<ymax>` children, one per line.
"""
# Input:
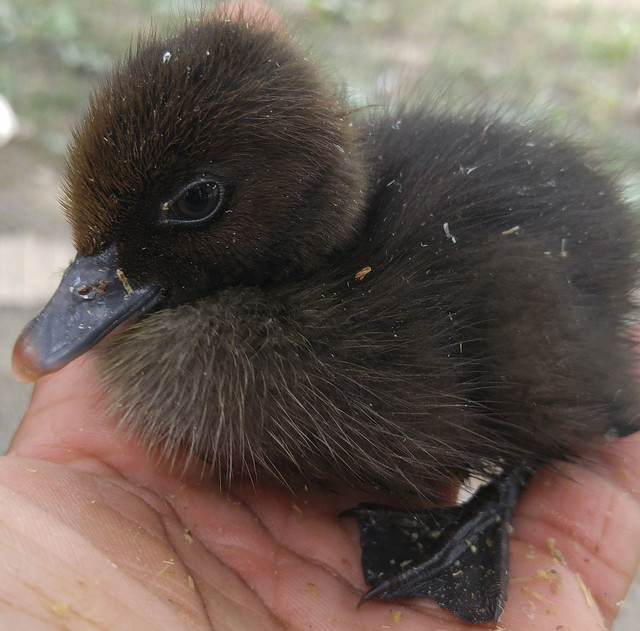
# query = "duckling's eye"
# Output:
<box><xmin>162</xmin><ymin>181</ymin><xmax>223</xmax><ymax>225</ymax></box>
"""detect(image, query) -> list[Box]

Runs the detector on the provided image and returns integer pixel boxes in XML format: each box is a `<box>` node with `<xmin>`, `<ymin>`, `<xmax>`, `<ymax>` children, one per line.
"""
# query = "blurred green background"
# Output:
<box><xmin>1</xmin><ymin>0</ymin><xmax>639</xmax><ymax>176</ymax></box>
<box><xmin>0</xmin><ymin>1</ymin><xmax>638</xmax><ymax>628</ymax></box>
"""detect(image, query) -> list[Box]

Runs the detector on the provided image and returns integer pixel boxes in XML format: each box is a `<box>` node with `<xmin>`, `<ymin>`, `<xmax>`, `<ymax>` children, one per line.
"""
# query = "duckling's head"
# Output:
<box><xmin>13</xmin><ymin>8</ymin><xmax>366</xmax><ymax>380</ymax></box>
<box><xmin>67</xmin><ymin>10</ymin><xmax>365</xmax><ymax>303</ymax></box>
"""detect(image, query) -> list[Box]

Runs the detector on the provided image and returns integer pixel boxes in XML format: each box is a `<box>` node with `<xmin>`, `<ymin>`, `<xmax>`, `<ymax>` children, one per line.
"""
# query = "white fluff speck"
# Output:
<box><xmin>443</xmin><ymin>222</ymin><xmax>457</xmax><ymax>244</ymax></box>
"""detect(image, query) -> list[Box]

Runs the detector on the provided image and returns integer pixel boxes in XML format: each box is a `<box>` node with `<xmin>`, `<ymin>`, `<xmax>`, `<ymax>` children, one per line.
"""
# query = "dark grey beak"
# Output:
<box><xmin>12</xmin><ymin>244</ymin><xmax>162</xmax><ymax>383</ymax></box>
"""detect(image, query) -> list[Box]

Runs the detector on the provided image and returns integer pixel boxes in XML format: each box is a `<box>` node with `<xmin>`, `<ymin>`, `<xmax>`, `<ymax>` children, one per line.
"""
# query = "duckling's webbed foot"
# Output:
<box><xmin>342</xmin><ymin>467</ymin><xmax>529</xmax><ymax>624</ymax></box>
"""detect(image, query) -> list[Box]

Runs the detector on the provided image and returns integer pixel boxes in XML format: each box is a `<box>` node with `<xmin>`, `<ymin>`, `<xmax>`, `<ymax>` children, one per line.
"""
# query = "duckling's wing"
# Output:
<box><xmin>344</xmin><ymin>467</ymin><xmax>527</xmax><ymax>623</ymax></box>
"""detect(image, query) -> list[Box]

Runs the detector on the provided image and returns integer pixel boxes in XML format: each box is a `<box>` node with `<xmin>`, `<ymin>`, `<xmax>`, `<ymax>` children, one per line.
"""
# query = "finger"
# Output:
<box><xmin>508</xmin><ymin>435</ymin><xmax>640</xmax><ymax>628</ymax></box>
<box><xmin>9</xmin><ymin>353</ymin><xmax>214</xmax><ymax>493</ymax></box>
<box><xmin>7</xmin><ymin>356</ymin><xmax>119</xmax><ymax>470</ymax></box>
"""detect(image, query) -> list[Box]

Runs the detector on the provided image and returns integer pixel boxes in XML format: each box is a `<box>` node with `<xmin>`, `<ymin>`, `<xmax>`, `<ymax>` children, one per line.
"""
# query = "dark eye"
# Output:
<box><xmin>162</xmin><ymin>181</ymin><xmax>223</xmax><ymax>225</ymax></box>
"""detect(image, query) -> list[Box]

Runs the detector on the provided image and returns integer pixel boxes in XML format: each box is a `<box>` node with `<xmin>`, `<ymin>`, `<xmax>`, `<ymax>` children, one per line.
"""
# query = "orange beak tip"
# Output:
<box><xmin>11</xmin><ymin>333</ymin><xmax>43</xmax><ymax>384</ymax></box>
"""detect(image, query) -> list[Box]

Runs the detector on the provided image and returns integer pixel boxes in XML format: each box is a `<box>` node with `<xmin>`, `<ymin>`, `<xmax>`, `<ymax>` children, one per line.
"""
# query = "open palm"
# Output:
<box><xmin>1</xmin><ymin>355</ymin><xmax>638</xmax><ymax>631</ymax></box>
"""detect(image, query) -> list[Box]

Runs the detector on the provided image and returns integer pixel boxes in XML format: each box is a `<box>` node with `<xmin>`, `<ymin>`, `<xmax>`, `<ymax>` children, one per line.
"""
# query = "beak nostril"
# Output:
<box><xmin>75</xmin><ymin>284</ymin><xmax>96</xmax><ymax>299</ymax></box>
<box><xmin>74</xmin><ymin>280</ymin><xmax>110</xmax><ymax>300</ymax></box>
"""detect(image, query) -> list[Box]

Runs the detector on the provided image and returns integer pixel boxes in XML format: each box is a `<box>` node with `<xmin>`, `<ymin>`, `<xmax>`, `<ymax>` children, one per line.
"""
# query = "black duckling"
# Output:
<box><xmin>12</xmin><ymin>6</ymin><xmax>639</xmax><ymax>625</ymax></box>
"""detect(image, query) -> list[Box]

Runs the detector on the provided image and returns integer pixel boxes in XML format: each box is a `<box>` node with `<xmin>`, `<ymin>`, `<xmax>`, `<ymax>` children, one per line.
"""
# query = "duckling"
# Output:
<box><xmin>12</xmin><ymin>6</ymin><xmax>639</xmax><ymax>625</ymax></box>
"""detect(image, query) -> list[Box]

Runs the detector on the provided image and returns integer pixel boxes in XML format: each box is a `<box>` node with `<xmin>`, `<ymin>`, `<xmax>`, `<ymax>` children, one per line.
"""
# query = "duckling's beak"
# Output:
<box><xmin>12</xmin><ymin>244</ymin><xmax>162</xmax><ymax>383</ymax></box>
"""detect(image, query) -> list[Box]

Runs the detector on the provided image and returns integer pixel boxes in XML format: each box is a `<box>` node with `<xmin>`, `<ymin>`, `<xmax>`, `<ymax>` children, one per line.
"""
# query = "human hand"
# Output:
<box><xmin>1</xmin><ymin>355</ymin><xmax>639</xmax><ymax>631</ymax></box>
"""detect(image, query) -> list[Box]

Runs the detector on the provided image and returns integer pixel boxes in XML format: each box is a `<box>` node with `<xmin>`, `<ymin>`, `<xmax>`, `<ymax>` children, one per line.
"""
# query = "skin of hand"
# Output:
<box><xmin>0</xmin><ymin>354</ymin><xmax>639</xmax><ymax>631</ymax></box>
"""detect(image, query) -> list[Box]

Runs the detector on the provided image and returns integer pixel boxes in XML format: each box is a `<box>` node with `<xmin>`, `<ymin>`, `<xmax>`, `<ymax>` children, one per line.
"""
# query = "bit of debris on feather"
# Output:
<box><xmin>355</xmin><ymin>266</ymin><xmax>372</xmax><ymax>281</ymax></box>
<box><xmin>117</xmin><ymin>268</ymin><xmax>134</xmax><ymax>295</ymax></box>
<box><xmin>560</xmin><ymin>238</ymin><xmax>568</xmax><ymax>258</ymax></box>
<box><xmin>443</xmin><ymin>222</ymin><xmax>457</xmax><ymax>244</ymax></box>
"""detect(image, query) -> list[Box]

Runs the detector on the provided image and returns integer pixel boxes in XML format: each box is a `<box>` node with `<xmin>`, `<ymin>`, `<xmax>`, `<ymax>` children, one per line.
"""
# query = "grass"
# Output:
<box><xmin>0</xmin><ymin>0</ymin><xmax>176</xmax><ymax>155</ymax></box>
<box><xmin>0</xmin><ymin>0</ymin><xmax>638</xmax><ymax>187</ymax></box>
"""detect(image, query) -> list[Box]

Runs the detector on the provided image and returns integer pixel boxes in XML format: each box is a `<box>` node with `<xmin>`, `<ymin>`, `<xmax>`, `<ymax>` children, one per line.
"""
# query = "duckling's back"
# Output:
<box><xmin>272</xmin><ymin>108</ymin><xmax>640</xmax><ymax>497</ymax></box>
